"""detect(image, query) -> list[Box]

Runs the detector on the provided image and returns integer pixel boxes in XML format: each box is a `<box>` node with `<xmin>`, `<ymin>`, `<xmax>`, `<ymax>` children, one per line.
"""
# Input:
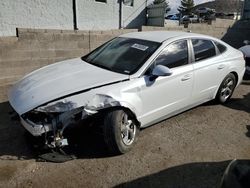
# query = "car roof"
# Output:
<box><xmin>120</xmin><ymin>31</ymin><xmax>208</xmax><ymax>43</ymax></box>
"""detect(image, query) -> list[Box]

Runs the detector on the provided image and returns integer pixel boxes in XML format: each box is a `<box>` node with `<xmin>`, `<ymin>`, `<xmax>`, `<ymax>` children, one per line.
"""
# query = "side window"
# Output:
<box><xmin>154</xmin><ymin>40</ymin><xmax>189</xmax><ymax>69</ymax></box>
<box><xmin>124</xmin><ymin>0</ymin><xmax>134</xmax><ymax>6</ymax></box>
<box><xmin>192</xmin><ymin>39</ymin><xmax>216</xmax><ymax>62</ymax></box>
<box><xmin>214</xmin><ymin>41</ymin><xmax>227</xmax><ymax>54</ymax></box>
<box><xmin>95</xmin><ymin>0</ymin><xmax>107</xmax><ymax>3</ymax></box>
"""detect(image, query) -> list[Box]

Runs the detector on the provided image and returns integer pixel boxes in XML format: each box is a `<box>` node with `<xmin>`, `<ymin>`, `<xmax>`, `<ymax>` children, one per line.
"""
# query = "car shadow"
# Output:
<box><xmin>0</xmin><ymin>102</ymin><xmax>34</xmax><ymax>160</ymax></box>
<box><xmin>0</xmin><ymin>101</ymin><xmax>114</xmax><ymax>161</ymax></box>
<box><xmin>115</xmin><ymin>161</ymin><xmax>230</xmax><ymax>188</ymax></box>
<box><xmin>246</xmin><ymin>125</ymin><xmax>250</xmax><ymax>138</ymax></box>
<box><xmin>243</xmin><ymin>74</ymin><xmax>250</xmax><ymax>81</ymax></box>
<box><xmin>223</xmin><ymin>93</ymin><xmax>250</xmax><ymax>114</ymax></box>
<box><xmin>242</xmin><ymin>81</ymin><xmax>250</xmax><ymax>85</ymax></box>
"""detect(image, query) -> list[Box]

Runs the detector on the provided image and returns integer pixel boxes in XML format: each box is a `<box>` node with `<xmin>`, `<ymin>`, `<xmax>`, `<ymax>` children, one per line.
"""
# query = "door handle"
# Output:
<box><xmin>218</xmin><ymin>64</ymin><xmax>225</xmax><ymax>70</ymax></box>
<box><xmin>181</xmin><ymin>74</ymin><xmax>191</xmax><ymax>81</ymax></box>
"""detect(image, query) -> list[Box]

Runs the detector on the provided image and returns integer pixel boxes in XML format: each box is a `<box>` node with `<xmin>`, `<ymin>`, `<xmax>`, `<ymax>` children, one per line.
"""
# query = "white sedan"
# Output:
<box><xmin>8</xmin><ymin>31</ymin><xmax>245</xmax><ymax>154</ymax></box>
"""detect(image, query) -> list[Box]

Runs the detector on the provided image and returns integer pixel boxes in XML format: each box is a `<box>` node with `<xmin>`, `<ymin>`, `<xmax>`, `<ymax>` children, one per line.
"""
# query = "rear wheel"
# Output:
<box><xmin>103</xmin><ymin>109</ymin><xmax>139</xmax><ymax>154</ymax></box>
<box><xmin>216</xmin><ymin>73</ymin><xmax>237</xmax><ymax>103</ymax></box>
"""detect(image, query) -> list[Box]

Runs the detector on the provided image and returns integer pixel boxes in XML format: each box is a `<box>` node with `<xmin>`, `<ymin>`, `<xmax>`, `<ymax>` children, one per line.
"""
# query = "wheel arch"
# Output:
<box><xmin>230</xmin><ymin>71</ymin><xmax>239</xmax><ymax>85</ymax></box>
<box><xmin>213</xmin><ymin>71</ymin><xmax>238</xmax><ymax>99</ymax></box>
<box><xmin>98</xmin><ymin>106</ymin><xmax>141</xmax><ymax>128</ymax></box>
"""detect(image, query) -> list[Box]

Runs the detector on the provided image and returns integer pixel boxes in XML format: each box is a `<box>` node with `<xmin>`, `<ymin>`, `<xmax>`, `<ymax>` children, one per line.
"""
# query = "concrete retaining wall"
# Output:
<box><xmin>0</xmin><ymin>0</ymin><xmax>73</xmax><ymax>36</ymax></box>
<box><xmin>0</xmin><ymin>28</ymin><xmax>137</xmax><ymax>102</ymax></box>
<box><xmin>143</xmin><ymin>19</ymin><xmax>250</xmax><ymax>48</ymax></box>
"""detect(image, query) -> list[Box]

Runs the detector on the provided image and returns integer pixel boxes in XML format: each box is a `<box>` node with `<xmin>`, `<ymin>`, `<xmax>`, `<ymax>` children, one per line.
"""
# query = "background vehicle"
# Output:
<box><xmin>181</xmin><ymin>15</ymin><xmax>199</xmax><ymax>23</ymax></box>
<box><xmin>8</xmin><ymin>31</ymin><xmax>246</xmax><ymax>154</ymax></box>
<box><xmin>165</xmin><ymin>14</ymin><xmax>174</xmax><ymax>19</ymax></box>
<box><xmin>196</xmin><ymin>7</ymin><xmax>215</xmax><ymax>14</ymax></box>
<box><xmin>170</xmin><ymin>15</ymin><xmax>179</xmax><ymax>20</ymax></box>
<box><xmin>239</xmin><ymin>40</ymin><xmax>250</xmax><ymax>77</ymax></box>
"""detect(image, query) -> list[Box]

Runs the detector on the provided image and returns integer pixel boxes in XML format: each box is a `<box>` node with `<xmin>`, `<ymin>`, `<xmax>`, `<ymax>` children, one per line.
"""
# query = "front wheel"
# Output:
<box><xmin>216</xmin><ymin>73</ymin><xmax>237</xmax><ymax>103</ymax></box>
<box><xmin>103</xmin><ymin>109</ymin><xmax>139</xmax><ymax>154</ymax></box>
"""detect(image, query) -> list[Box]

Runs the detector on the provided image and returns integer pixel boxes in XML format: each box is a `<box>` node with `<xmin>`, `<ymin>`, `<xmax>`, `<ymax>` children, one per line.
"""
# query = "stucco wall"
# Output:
<box><xmin>76</xmin><ymin>0</ymin><xmax>146</xmax><ymax>30</ymax></box>
<box><xmin>0</xmin><ymin>0</ymin><xmax>146</xmax><ymax>36</ymax></box>
<box><xmin>122</xmin><ymin>0</ymin><xmax>146</xmax><ymax>29</ymax></box>
<box><xmin>0</xmin><ymin>0</ymin><xmax>73</xmax><ymax>36</ymax></box>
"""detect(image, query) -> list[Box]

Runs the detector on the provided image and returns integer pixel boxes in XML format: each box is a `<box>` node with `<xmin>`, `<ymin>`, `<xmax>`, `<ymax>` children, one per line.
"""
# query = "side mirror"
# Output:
<box><xmin>150</xmin><ymin>65</ymin><xmax>173</xmax><ymax>81</ymax></box>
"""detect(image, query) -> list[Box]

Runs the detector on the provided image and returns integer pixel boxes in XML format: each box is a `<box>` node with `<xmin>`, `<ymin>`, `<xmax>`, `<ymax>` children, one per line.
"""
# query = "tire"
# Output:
<box><xmin>216</xmin><ymin>73</ymin><xmax>237</xmax><ymax>103</ymax></box>
<box><xmin>103</xmin><ymin>109</ymin><xmax>139</xmax><ymax>154</ymax></box>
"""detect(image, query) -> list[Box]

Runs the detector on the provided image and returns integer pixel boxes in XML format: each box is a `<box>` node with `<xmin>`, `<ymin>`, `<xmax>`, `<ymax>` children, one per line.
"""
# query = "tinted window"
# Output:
<box><xmin>124</xmin><ymin>0</ymin><xmax>134</xmax><ymax>6</ymax></box>
<box><xmin>155</xmin><ymin>40</ymin><xmax>189</xmax><ymax>68</ymax></box>
<box><xmin>192</xmin><ymin>39</ymin><xmax>216</xmax><ymax>62</ymax></box>
<box><xmin>82</xmin><ymin>37</ymin><xmax>160</xmax><ymax>75</ymax></box>
<box><xmin>95</xmin><ymin>0</ymin><xmax>106</xmax><ymax>3</ymax></box>
<box><xmin>214</xmin><ymin>41</ymin><xmax>227</xmax><ymax>53</ymax></box>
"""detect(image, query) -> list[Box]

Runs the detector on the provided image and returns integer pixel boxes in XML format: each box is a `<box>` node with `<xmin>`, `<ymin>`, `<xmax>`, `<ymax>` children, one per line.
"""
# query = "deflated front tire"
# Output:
<box><xmin>103</xmin><ymin>109</ymin><xmax>139</xmax><ymax>154</ymax></box>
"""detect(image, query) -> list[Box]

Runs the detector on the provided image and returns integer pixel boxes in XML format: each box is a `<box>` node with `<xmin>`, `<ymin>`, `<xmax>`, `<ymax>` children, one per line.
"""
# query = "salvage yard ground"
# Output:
<box><xmin>0</xmin><ymin>79</ymin><xmax>249</xmax><ymax>188</ymax></box>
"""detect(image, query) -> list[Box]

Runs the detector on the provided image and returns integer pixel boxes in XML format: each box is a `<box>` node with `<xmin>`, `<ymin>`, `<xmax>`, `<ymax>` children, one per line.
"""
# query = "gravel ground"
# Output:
<box><xmin>0</xmin><ymin>80</ymin><xmax>249</xmax><ymax>188</ymax></box>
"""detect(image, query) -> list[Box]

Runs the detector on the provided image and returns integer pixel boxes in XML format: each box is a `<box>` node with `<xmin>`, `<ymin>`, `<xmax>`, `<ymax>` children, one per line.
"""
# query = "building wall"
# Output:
<box><xmin>0</xmin><ymin>0</ymin><xmax>73</xmax><ymax>36</ymax></box>
<box><xmin>0</xmin><ymin>0</ymin><xmax>146</xmax><ymax>36</ymax></box>
<box><xmin>122</xmin><ymin>0</ymin><xmax>147</xmax><ymax>28</ymax></box>
<box><xmin>76</xmin><ymin>0</ymin><xmax>146</xmax><ymax>30</ymax></box>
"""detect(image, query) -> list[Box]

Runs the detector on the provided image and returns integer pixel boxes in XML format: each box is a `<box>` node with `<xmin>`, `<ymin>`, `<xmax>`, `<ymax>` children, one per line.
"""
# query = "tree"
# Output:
<box><xmin>178</xmin><ymin>0</ymin><xmax>195</xmax><ymax>15</ymax></box>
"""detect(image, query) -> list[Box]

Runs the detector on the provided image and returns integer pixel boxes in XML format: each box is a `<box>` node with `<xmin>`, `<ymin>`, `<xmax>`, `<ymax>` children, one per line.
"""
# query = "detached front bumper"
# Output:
<box><xmin>20</xmin><ymin>117</ymin><xmax>52</xmax><ymax>136</ymax></box>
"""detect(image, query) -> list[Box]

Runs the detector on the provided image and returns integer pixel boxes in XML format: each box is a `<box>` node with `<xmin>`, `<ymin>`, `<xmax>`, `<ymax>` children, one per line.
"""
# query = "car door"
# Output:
<box><xmin>137</xmin><ymin>40</ymin><xmax>194</xmax><ymax>127</ymax></box>
<box><xmin>191</xmin><ymin>39</ymin><xmax>229</xmax><ymax>102</ymax></box>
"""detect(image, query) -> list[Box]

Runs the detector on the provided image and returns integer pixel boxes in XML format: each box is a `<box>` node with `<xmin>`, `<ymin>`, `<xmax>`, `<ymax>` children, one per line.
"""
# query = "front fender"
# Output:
<box><xmin>84</xmin><ymin>94</ymin><xmax>141</xmax><ymax>120</ymax></box>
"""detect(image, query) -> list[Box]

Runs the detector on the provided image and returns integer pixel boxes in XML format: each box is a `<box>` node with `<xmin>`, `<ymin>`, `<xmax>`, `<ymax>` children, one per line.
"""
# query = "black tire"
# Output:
<box><xmin>216</xmin><ymin>73</ymin><xmax>237</xmax><ymax>103</ymax></box>
<box><xmin>103</xmin><ymin>109</ymin><xmax>139</xmax><ymax>154</ymax></box>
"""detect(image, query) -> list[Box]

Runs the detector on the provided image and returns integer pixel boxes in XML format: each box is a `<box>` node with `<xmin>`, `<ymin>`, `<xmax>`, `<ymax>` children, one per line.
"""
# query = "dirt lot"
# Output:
<box><xmin>0</xmin><ymin>80</ymin><xmax>249</xmax><ymax>188</ymax></box>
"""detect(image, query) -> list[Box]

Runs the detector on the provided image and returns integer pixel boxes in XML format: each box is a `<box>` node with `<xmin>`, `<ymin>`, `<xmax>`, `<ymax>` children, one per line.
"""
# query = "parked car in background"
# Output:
<box><xmin>196</xmin><ymin>7</ymin><xmax>215</xmax><ymax>14</ymax></box>
<box><xmin>239</xmin><ymin>40</ymin><xmax>250</xmax><ymax>77</ymax></box>
<box><xmin>8</xmin><ymin>31</ymin><xmax>246</xmax><ymax>154</ymax></box>
<box><xmin>165</xmin><ymin>14</ymin><xmax>174</xmax><ymax>19</ymax></box>
<box><xmin>181</xmin><ymin>15</ymin><xmax>199</xmax><ymax>23</ymax></box>
<box><xmin>190</xmin><ymin>15</ymin><xmax>200</xmax><ymax>23</ymax></box>
<box><xmin>170</xmin><ymin>15</ymin><xmax>179</xmax><ymax>20</ymax></box>
<box><xmin>216</xmin><ymin>12</ymin><xmax>226</xmax><ymax>18</ymax></box>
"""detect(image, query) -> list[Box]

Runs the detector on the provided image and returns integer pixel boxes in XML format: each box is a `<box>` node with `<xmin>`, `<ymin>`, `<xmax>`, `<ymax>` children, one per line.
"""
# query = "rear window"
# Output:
<box><xmin>192</xmin><ymin>39</ymin><xmax>216</xmax><ymax>62</ymax></box>
<box><xmin>214</xmin><ymin>41</ymin><xmax>227</xmax><ymax>53</ymax></box>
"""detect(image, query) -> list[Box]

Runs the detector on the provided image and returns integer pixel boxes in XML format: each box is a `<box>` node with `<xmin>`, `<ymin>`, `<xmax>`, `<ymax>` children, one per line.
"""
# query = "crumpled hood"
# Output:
<box><xmin>8</xmin><ymin>58</ymin><xmax>129</xmax><ymax>115</ymax></box>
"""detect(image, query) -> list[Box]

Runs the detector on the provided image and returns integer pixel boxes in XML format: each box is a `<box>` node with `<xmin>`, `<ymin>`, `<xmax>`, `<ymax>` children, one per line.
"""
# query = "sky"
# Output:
<box><xmin>149</xmin><ymin>0</ymin><xmax>213</xmax><ymax>14</ymax></box>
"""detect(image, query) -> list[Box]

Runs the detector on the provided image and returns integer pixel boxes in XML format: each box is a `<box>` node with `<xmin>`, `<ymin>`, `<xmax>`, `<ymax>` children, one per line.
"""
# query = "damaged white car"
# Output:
<box><xmin>9</xmin><ymin>31</ymin><xmax>245</xmax><ymax>154</ymax></box>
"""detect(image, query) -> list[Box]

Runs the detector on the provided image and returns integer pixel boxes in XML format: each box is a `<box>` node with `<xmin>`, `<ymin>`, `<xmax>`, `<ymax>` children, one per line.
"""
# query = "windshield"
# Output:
<box><xmin>82</xmin><ymin>37</ymin><xmax>160</xmax><ymax>75</ymax></box>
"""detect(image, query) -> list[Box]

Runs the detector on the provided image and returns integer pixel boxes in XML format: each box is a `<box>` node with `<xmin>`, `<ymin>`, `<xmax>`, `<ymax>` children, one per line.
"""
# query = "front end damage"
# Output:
<box><xmin>18</xmin><ymin>94</ymin><xmax>124</xmax><ymax>149</ymax></box>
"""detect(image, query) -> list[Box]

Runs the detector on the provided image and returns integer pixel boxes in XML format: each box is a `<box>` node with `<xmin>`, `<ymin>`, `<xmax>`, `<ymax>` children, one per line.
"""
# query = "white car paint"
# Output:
<box><xmin>8</xmin><ymin>31</ymin><xmax>245</xmax><ymax>138</ymax></box>
<box><xmin>9</xmin><ymin>58</ymin><xmax>129</xmax><ymax>115</ymax></box>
